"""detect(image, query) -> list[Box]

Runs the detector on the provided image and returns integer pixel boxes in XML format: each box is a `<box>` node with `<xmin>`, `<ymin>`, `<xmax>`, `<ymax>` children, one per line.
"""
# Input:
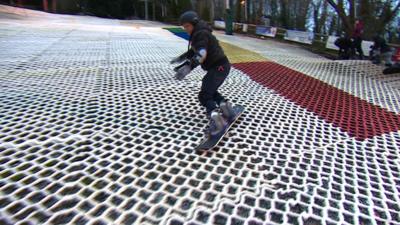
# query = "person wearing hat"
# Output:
<box><xmin>171</xmin><ymin>11</ymin><xmax>235</xmax><ymax>137</ymax></box>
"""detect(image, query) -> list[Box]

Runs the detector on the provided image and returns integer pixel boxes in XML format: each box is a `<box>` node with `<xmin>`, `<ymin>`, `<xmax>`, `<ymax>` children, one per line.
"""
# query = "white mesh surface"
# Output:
<box><xmin>215</xmin><ymin>33</ymin><xmax>400</xmax><ymax>114</ymax></box>
<box><xmin>1</xmin><ymin>5</ymin><xmax>400</xmax><ymax>225</ymax></box>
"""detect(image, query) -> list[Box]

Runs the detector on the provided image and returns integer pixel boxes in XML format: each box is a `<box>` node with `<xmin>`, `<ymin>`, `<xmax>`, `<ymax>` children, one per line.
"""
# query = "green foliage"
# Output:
<box><xmin>201</xmin><ymin>4</ymin><xmax>211</xmax><ymax>22</ymax></box>
<box><xmin>234</xmin><ymin>0</ymin><xmax>242</xmax><ymax>23</ymax></box>
<box><xmin>81</xmin><ymin>0</ymin><xmax>136</xmax><ymax>19</ymax></box>
<box><xmin>167</xmin><ymin>0</ymin><xmax>193</xmax><ymax>20</ymax></box>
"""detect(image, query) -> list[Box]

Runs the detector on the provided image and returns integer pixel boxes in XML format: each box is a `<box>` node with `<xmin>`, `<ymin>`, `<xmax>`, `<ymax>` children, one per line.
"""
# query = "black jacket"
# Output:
<box><xmin>188</xmin><ymin>21</ymin><xmax>229</xmax><ymax>71</ymax></box>
<box><xmin>372</xmin><ymin>36</ymin><xmax>391</xmax><ymax>53</ymax></box>
<box><xmin>334</xmin><ymin>37</ymin><xmax>352</xmax><ymax>50</ymax></box>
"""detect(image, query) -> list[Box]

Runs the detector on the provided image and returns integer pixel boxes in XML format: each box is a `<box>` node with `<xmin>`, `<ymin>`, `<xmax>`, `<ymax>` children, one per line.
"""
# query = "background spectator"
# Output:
<box><xmin>370</xmin><ymin>35</ymin><xmax>393</xmax><ymax>67</ymax></box>
<box><xmin>335</xmin><ymin>34</ymin><xmax>353</xmax><ymax>60</ymax></box>
<box><xmin>352</xmin><ymin>20</ymin><xmax>364</xmax><ymax>59</ymax></box>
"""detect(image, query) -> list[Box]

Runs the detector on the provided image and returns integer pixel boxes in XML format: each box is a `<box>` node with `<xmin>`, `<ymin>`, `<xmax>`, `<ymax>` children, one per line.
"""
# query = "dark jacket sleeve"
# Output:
<box><xmin>175</xmin><ymin>50</ymin><xmax>194</xmax><ymax>62</ymax></box>
<box><xmin>186</xmin><ymin>49</ymin><xmax>195</xmax><ymax>59</ymax></box>
<box><xmin>191</xmin><ymin>30</ymin><xmax>210</xmax><ymax>51</ymax></box>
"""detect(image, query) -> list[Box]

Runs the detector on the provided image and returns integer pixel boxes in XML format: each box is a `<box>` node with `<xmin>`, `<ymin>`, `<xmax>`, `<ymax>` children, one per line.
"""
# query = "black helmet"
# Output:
<box><xmin>179</xmin><ymin>11</ymin><xmax>199</xmax><ymax>25</ymax></box>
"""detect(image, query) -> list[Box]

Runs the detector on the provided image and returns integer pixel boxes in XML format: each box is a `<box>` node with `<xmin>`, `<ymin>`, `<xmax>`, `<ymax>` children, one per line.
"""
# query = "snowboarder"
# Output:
<box><xmin>170</xmin><ymin>11</ymin><xmax>236</xmax><ymax>137</ymax></box>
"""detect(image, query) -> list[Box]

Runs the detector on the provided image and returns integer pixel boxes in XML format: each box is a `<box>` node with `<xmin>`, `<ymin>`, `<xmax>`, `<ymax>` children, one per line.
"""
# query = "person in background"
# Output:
<box><xmin>370</xmin><ymin>35</ymin><xmax>393</xmax><ymax>67</ymax></box>
<box><xmin>335</xmin><ymin>33</ymin><xmax>353</xmax><ymax>60</ymax></box>
<box><xmin>352</xmin><ymin>20</ymin><xmax>364</xmax><ymax>59</ymax></box>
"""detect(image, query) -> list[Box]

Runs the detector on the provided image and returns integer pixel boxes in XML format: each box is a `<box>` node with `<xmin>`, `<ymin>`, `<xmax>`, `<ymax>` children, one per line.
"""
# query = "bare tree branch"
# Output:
<box><xmin>327</xmin><ymin>0</ymin><xmax>353</xmax><ymax>34</ymax></box>
<box><xmin>326</xmin><ymin>0</ymin><xmax>338</xmax><ymax>8</ymax></box>
<box><xmin>382</xmin><ymin>1</ymin><xmax>400</xmax><ymax>24</ymax></box>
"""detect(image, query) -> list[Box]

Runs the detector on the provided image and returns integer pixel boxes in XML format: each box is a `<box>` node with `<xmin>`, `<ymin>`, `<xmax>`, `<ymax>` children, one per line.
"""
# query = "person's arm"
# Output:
<box><xmin>190</xmin><ymin>30</ymin><xmax>209</xmax><ymax>66</ymax></box>
<box><xmin>170</xmin><ymin>49</ymin><xmax>195</xmax><ymax>64</ymax></box>
<box><xmin>173</xmin><ymin>48</ymin><xmax>207</xmax><ymax>81</ymax></box>
<box><xmin>188</xmin><ymin>48</ymin><xmax>207</xmax><ymax>69</ymax></box>
<box><xmin>171</xmin><ymin>52</ymin><xmax>188</xmax><ymax>63</ymax></box>
<box><xmin>173</xmin><ymin>31</ymin><xmax>210</xmax><ymax>81</ymax></box>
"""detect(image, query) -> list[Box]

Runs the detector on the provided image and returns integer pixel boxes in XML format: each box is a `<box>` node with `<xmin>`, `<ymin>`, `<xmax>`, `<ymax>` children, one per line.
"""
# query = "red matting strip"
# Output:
<box><xmin>233</xmin><ymin>61</ymin><xmax>400</xmax><ymax>140</ymax></box>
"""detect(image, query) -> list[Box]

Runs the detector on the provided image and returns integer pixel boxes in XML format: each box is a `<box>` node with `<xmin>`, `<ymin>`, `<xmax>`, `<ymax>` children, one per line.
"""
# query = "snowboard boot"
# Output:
<box><xmin>220</xmin><ymin>101</ymin><xmax>236</xmax><ymax>122</ymax></box>
<box><xmin>206</xmin><ymin>110</ymin><xmax>228</xmax><ymax>137</ymax></box>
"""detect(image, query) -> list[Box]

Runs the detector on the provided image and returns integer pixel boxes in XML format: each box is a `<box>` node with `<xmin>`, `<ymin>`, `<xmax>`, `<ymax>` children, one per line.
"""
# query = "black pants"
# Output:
<box><xmin>198</xmin><ymin>62</ymin><xmax>230</xmax><ymax>115</ymax></box>
<box><xmin>338</xmin><ymin>48</ymin><xmax>351</xmax><ymax>60</ymax></box>
<box><xmin>352</xmin><ymin>37</ymin><xmax>364</xmax><ymax>59</ymax></box>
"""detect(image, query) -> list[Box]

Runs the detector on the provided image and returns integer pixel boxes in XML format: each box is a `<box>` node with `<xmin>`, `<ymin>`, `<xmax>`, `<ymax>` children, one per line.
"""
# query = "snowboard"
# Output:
<box><xmin>195</xmin><ymin>105</ymin><xmax>245</xmax><ymax>151</ymax></box>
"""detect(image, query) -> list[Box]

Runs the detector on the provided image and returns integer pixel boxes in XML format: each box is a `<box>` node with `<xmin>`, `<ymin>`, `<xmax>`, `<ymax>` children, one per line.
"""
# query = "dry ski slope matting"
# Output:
<box><xmin>1</xmin><ymin>5</ymin><xmax>400</xmax><ymax>225</ymax></box>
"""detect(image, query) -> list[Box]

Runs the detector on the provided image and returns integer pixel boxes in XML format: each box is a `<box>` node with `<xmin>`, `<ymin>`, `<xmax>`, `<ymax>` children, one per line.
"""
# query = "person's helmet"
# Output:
<box><xmin>179</xmin><ymin>11</ymin><xmax>199</xmax><ymax>25</ymax></box>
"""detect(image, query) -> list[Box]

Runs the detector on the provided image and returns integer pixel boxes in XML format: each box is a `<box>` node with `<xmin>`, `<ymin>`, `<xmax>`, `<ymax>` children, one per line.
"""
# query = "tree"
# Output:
<box><xmin>235</xmin><ymin>0</ymin><xmax>242</xmax><ymax>23</ymax></box>
<box><xmin>326</xmin><ymin>0</ymin><xmax>400</xmax><ymax>39</ymax></box>
<box><xmin>195</xmin><ymin>0</ymin><xmax>212</xmax><ymax>22</ymax></box>
<box><xmin>295</xmin><ymin>0</ymin><xmax>312</xmax><ymax>30</ymax></box>
<box><xmin>312</xmin><ymin>0</ymin><xmax>329</xmax><ymax>34</ymax></box>
<box><xmin>271</xmin><ymin>0</ymin><xmax>312</xmax><ymax>30</ymax></box>
<box><xmin>267</xmin><ymin>0</ymin><xmax>280</xmax><ymax>26</ymax></box>
<box><xmin>167</xmin><ymin>0</ymin><xmax>192</xmax><ymax>20</ymax></box>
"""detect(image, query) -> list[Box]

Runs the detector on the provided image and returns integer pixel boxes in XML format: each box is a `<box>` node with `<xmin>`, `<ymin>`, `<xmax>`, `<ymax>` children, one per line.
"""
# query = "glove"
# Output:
<box><xmin>170</xmin><ymin>56</ymin><xmax>184</xmax><ymax>64</ymax></box>
<box><xmin>173</xmin><ymin>54</ymin><xmax>200</xmax><ymax>72</ymax></box>
<box><xmin>170</xmin><ymin>52</ymin><xmax>189</xmax><ymax>64</ymax></box>
<box><xmin>174</xmin><ymin>60</ymin><xmax>188</xmax><ymax>72</ymax></box>
<box><xmin>175</xmin><ymin>62</ymin><xmax>192</xmax><ymax>81</ymax></box>
<box><xmin>189</xmin><ymin>49</ymin><xmax>206</xmax><ymax>69</ymax></box>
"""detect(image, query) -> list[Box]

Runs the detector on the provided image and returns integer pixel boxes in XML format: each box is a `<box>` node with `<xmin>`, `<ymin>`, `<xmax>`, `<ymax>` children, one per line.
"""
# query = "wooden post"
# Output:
<box><xmin>145</xmin><ymin>0</ymin><xmax>149</xmax><ymax>20</ymax></box>
<box><xmin>244</xmin><ymin>0</ymin><xmax>247</xmax><ymax>23</ymax></box>
<box><xmin>43</xmin><ymin>0</ymin><xmax>48</xmax><ymax>12</ymax></box>
<box><xmin>210</xmin><ymin>0</ymin><xmax>215</xmax><ymax>22</ymax></box>
<box><xmin>52</xmin><ymin>0</ymin><xmax>57</xmax><ymax>13</ymax></box>
<box><xmin>152</xmin><ymin>0</ymin><xmax>155</xmax><ymax>21</ymax></box>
